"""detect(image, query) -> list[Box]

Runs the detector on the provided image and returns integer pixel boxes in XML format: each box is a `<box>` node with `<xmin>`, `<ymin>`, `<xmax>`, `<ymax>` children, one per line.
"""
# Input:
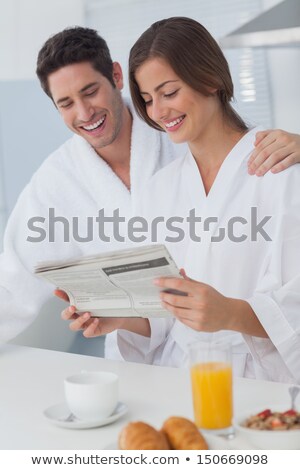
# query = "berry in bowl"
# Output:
<box><xmin>235</xmin><ymin>408</ymin><xmax>300</xmax><ymax>449</ymax></box>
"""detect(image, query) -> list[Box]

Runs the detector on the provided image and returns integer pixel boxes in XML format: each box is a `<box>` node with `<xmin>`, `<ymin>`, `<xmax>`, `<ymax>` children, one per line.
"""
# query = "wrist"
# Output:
<box><xmin>225</xmin><ymin>297</ymin><xmax>268</xmax><ymax>337</ymax></box>
<box><xmin>120</xmin><ymin>317</ymin><xmax>151</xmax><ymax>337</ymax></box>
<box><xmin>224</xmin><ymin>297</ymin><xmax>241</xmax><ymax>331</ymax></box>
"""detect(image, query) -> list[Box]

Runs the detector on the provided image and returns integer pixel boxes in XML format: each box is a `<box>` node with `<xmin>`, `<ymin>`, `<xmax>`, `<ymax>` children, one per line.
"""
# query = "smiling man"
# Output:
<box><xmin>0</xmin><ymin>27</ymin><xmax>180</xmax><ymax>352</ymax></box>
<box><xmin>0</xmin><ymin>26</ymin><xmax>299</xmax><ymax>358</ymax></box>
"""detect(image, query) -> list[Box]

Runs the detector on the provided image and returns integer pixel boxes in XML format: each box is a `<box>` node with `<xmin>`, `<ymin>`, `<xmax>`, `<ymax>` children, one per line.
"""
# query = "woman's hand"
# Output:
<box><xmin>154</xmin><ymin>274</ymin><xmax>232</xmax><ymax>332</ymax></box>
<box><xmin>248</xmin><ymin>129</ymin><xmax>300</xmax><ymax>176</ymax></box>
<box><xmin>154</xmin><ymin>270</ymin><xmax>267</xmax><ymax>337</ymax></box>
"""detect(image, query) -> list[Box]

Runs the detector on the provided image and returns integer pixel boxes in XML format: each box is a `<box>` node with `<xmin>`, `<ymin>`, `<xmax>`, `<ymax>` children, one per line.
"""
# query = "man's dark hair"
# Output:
<box><xmin>36</xmin><ymin>26</ymin><xmax>115</xmax><ymax>98</ymax></box>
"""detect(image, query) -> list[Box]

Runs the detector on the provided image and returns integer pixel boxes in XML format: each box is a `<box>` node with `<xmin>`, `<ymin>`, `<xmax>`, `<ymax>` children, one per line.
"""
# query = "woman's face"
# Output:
<box><xmin>135</xmin><ymin>57</ymin><xmax>220</xmax><ymax>145</ymax></box>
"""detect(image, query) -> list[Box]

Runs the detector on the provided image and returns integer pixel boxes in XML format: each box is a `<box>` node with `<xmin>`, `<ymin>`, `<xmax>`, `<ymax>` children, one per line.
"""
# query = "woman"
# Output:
<box><xmin>124</xmin><ymin>17</ymin><xmax>299</xmax><ymax>382</ymax></box>
<box><xmin>61</xmin><ymin>18</ymin><xmax>300</xmax><ymax>383</ymax></box>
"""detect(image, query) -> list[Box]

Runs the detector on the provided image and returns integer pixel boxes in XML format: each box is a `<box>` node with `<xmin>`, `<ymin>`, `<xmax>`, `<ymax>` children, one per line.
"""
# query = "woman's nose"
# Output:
<box><xmin>151</xmin><ymin>98</ymin><xmax>167</xmax><ymax>123</ymax></box>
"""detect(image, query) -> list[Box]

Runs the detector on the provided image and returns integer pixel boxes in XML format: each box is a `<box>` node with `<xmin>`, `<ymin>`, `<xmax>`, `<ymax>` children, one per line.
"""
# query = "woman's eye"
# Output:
<box><xmin>144</xmin><ymin>99</ymin><xmax>153</xmax><ymax>106</ymax></box>
<box><xmin>164</xmin><ymin>90</ymin><xmax>178</xmax><ymax>98</ymax></box>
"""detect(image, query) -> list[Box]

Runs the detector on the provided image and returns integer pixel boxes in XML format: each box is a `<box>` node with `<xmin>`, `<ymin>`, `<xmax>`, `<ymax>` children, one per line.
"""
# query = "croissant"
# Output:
<box><xmin>162</xmin><ymin>416</ymin><xmax>208</xmax><ymax>450</ymax></box>
<box><xmin>118</xmin><ymin>421</ymin><xmax>170</xmax><ymax>450</ymax></box>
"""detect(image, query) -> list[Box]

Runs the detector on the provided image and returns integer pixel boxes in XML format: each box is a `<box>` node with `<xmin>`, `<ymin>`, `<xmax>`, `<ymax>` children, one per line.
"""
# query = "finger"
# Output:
<box><xmin>254</xmin><ymin>129</ymin><xmax>272</xmax><ymax>146</ymax></box>
<box><xmin>162</xmin><ymin>300</ymin><xmax>208</xmax><ymax>325</ymax></box>
<box><xmin>253</xmin><ymin>146</ymin><xmax>293</xmax><ymax>176</ymax></box>
<box><xmin>248</xmin><ymin>141</ymin><xmax>286</xmax><ymax>174</ymax></box>
<box><xmin>154</xmin><ymin>276</ymin><xmax>206</xmax><ymax>297</ymax></box>
<box><xmin>250</xmin><ymin>129</ymin><xmax>293</xmax><ymax>169</ymax></box>
<box><xmin>248</xmin><ymin>133</ymin><xmax>278</xmax><ymax>168</ymax></box>
<box><xmin>179</xmin><ymin>268</ymin><xmax>190</xmax><ymax>280</ymax></box>
<box><xmin>271</xmin><ymin>153</ymin><xmax>297</xmax><ymax>174</ymax></box>
<box><xmin>161</xmin><ymin>300</ymin><xmax>190</xmax><ymax>317</ymax></box>
<box><xmin>160</xmin><ymin>291</ymin><xmax>199</xmax><ymax>309</ymax></box>
<box><xmin>164</xmin><ymin>305</ymin><xmax>212</xmax><ymax>332</ymax></box>
<box><xmin>69</xmin><ymin>312</ymin><xmax>92</xmax><ymax>331</ymax></box>
<box><xmin>253</xmin><ymin>130</ymin><xmax>276</xmax><ymax>152</ymax></box>
<box><xmin>61</xmin><ymin>305</ymin><xmax>77</xmax><ymax>321</ymax></box>
<box><xmin>54</xmin><ymin>289</ymin><xmax>69</xmax><ymax>302</ymax></box>
<box><xmin>83</xmin><ymin>318</ymin><xmax>102</xmax><ymax>338</ymax></box>
<box><xmin>154</xmin><ymin>276</ymin><xmax>189</xmax><ymax>293</ymax></box>
<box><xmin>175</xmin><ymin>315</ymin><xmax>207</xmax><ymax>332</ymax></box>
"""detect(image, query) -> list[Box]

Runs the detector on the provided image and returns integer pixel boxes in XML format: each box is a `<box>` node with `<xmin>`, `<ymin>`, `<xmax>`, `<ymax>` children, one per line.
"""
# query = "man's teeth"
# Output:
<box><xmin>165</xmin><ymin>116</ymin><xmax>184</xmax><ymax>128</ymax></box>
<box><xmin>83</xmin><ymin>116</ymin><xmax>105</xmax><ymax>131</ymax></box>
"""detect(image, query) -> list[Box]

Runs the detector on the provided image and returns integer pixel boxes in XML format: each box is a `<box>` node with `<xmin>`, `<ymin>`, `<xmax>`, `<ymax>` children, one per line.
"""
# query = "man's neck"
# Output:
<box><xmin>95</xmin><ymin>105</ymin><xmax>132</xmax><ymax>189</ymax></box>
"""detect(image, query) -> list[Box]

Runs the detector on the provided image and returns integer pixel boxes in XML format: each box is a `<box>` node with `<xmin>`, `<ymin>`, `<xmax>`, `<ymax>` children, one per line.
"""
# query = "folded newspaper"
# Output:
<box><xmin>35</xmin><ymin>244</ymin><xmax>183</xmax><ymax>318</ymax></box>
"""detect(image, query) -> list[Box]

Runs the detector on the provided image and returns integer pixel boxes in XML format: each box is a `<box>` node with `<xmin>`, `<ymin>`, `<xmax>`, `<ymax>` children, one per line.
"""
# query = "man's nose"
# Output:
<box><xmin>77</xmin><ymin>101</ymin><xmax>95</xmax><ymax>122</ymax></box>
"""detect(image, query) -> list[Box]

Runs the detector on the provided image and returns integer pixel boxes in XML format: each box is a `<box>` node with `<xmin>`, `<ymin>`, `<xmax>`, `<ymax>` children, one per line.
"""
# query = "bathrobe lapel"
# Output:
<box><xmin>183</xmin><ymin>127</ymin><xmax>260</xmax><ymax>280</ymax></box>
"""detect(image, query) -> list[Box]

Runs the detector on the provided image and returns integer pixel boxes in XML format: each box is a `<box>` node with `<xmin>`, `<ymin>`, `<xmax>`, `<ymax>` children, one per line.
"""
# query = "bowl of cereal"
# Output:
<box><xmin>235</xmin><ymin>407</ymin><xmax>300</xmax><ymax>449</ymax></box>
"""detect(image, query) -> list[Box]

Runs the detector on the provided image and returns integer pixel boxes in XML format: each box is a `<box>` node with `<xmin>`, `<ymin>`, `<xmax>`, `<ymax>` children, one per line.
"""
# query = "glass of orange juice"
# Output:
<box><xmin>189</xmin><ymin>341</ymin><xmax>234</xmax><ymax>437</ymax></box>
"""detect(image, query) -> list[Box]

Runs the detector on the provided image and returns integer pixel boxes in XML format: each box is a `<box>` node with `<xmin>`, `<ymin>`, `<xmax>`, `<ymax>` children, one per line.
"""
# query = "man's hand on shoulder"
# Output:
<box><xmin>248</xmin><ymin>129</ymin><xmax>300</xmax><ymax>176</ymax></box>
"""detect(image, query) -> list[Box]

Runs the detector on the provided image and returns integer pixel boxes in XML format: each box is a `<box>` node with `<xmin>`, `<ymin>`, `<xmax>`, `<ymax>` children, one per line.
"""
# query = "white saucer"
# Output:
<box><xmin>43</xmin><ymin>402</ymin><xmax>128</xmax><ymax>429</ymax></box>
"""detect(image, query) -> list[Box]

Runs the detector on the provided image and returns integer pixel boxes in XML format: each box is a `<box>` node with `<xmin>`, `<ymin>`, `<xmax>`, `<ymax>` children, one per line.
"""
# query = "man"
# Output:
<box><xmin>0</xmin><ymin>26</ymin><xmax>299</xmax><ymax>356</ymax></box>
<box><xmin>0</xmin><ymin>27</ymin><xmax>181</xmax><ymax>351</ymax></box>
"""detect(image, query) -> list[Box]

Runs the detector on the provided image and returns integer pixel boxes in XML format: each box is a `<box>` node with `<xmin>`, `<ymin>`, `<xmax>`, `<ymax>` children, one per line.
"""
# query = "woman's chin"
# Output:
<box><xmin>166</xmin><ymin>131</ymin><xmax>188</xmax><ymax>145</ymax></box>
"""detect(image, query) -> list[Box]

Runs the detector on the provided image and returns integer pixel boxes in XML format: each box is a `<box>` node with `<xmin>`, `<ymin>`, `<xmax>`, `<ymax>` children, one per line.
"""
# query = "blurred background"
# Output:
<box><xmin>0</xmin><ymin>0</ymin><xmax>299</xmax><ymax>355</ymax></box>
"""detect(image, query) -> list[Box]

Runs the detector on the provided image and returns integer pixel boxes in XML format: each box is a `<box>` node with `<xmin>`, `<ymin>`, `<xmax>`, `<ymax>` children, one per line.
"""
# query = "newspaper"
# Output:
<box><xmin>35</xmin><ymin>244</ymin><xmax>184</xmax><ymax>318</ymax></box>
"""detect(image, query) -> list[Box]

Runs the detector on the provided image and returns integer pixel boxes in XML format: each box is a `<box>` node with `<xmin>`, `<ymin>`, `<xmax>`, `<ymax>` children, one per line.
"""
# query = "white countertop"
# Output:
<box><xmin>0</xmin><ymin>343</ymin><xmax>293</xmax><ymax>450</ymax></box>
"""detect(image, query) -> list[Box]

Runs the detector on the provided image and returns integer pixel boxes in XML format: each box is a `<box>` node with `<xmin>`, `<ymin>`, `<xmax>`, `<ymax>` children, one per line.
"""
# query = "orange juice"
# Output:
<box><xmin>191</xmin><ymin>361</ymin><xmax>232</xmax><ymax>429</ymax></box>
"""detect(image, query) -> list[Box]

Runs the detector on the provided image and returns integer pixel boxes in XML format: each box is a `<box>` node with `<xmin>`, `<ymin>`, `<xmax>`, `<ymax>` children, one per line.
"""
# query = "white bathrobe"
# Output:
<box><xmin>0</xmin><ymin>99</ymin><xmax>183</xmax><ymax>344</ymax></box>
<box><xmin>116</xmin><ymin>127</ymin><xmax>300</xmax><ymax>383</ymax></box>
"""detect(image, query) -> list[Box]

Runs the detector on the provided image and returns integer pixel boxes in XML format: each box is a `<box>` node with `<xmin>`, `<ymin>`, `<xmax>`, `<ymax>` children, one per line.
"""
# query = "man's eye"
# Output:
<box><xmin>85</xmin><ymin>89</ymin><xmax>97</xmax><ymax>97</ymax></box>
<box><xmin>60</xmin><ymin>102</ymin><xmax>72</xmax><ymax>109</ymax></box>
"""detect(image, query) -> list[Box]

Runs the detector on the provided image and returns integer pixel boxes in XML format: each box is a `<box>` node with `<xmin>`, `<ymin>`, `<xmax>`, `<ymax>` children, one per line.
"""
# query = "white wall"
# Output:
<box><xmin>268</xmin><ymin>49</ymin><xmax>300</xmax><ymax>132</ymax></box>
<box><xmin>0</xmin><ymin>0</ymin><xmax>85</xmax><ymax>80</ymax></box>
<box><xmin>263</xmin><ymin>0</ymin><xmax>300</xmax><ymax>131</ymax></box>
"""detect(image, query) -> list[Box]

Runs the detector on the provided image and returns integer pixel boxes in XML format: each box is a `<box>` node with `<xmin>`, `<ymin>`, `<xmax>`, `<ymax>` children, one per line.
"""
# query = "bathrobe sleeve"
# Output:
<box><xmin>0</xmin><ymin>181</ymin><xmax>55</xmax><ymax>341</ymax></box>
<box><xmin>244</xmin><ymin>169</ymin><xmax>300</xmax><ymax>383</ymax></box>
<box><xmin>113</xmin><ymin>317</ymin><xmax>174</xmax><ymax>364</ymax></box>
<box><xmin>0</xmin><ymin>152</ymin><xmax>82</xmax><ymax>343</ymax></box>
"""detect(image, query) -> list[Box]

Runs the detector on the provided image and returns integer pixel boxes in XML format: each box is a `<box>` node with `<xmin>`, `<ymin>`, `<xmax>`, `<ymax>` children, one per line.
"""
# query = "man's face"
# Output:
<box><xmin>48</xmin><ymin>61</ymin><xmax>125</xmax><ymax>151</ymax></box>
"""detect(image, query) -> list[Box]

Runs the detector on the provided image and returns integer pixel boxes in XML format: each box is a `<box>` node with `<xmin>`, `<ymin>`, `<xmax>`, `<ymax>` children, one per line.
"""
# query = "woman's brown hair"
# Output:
<box><xmin>129</xmin><ymin>17</ymin><xmax>248</xmax><ymax>132</ymax></box>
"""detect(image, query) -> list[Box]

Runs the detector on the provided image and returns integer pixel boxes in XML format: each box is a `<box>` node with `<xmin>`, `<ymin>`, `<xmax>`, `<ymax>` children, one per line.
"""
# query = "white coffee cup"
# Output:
<box><xmin>64</xmin><ymin>370</ymin><xmax>119</xmax><ymax>421</ymax></box>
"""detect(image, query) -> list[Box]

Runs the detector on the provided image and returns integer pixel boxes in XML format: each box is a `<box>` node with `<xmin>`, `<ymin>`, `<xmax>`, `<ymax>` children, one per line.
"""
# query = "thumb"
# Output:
<box><xmin>179</xmin><ymin>268</ymin><xmax>190</xmax><ymax>280</ymax></box>
<box><xmin>54</xmin><ymin>289</ymin><xmax>70</xmax><ymax>302</ymax></box>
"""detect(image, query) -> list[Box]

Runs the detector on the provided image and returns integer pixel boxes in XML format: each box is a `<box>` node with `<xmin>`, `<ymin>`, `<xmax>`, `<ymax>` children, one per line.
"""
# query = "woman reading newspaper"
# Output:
<box><xmin>60</xmin><ymin>18</ymin><xmax>300</xmax><ymax>383</ymax></box>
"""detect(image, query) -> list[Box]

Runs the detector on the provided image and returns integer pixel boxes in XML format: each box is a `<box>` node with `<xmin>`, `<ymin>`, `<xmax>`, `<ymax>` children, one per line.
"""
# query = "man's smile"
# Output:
<box><xmin>79</xmin><ymin>115</ymin><xmax>107</xmax><ymax>134</ymax></box>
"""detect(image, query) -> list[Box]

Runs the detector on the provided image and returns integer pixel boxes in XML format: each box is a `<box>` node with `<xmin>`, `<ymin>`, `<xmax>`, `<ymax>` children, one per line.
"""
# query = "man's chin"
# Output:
<box><xmin>89</xmin><ymin>135</ymin><xmax>117</xmax><ymax>150</ymax></box>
